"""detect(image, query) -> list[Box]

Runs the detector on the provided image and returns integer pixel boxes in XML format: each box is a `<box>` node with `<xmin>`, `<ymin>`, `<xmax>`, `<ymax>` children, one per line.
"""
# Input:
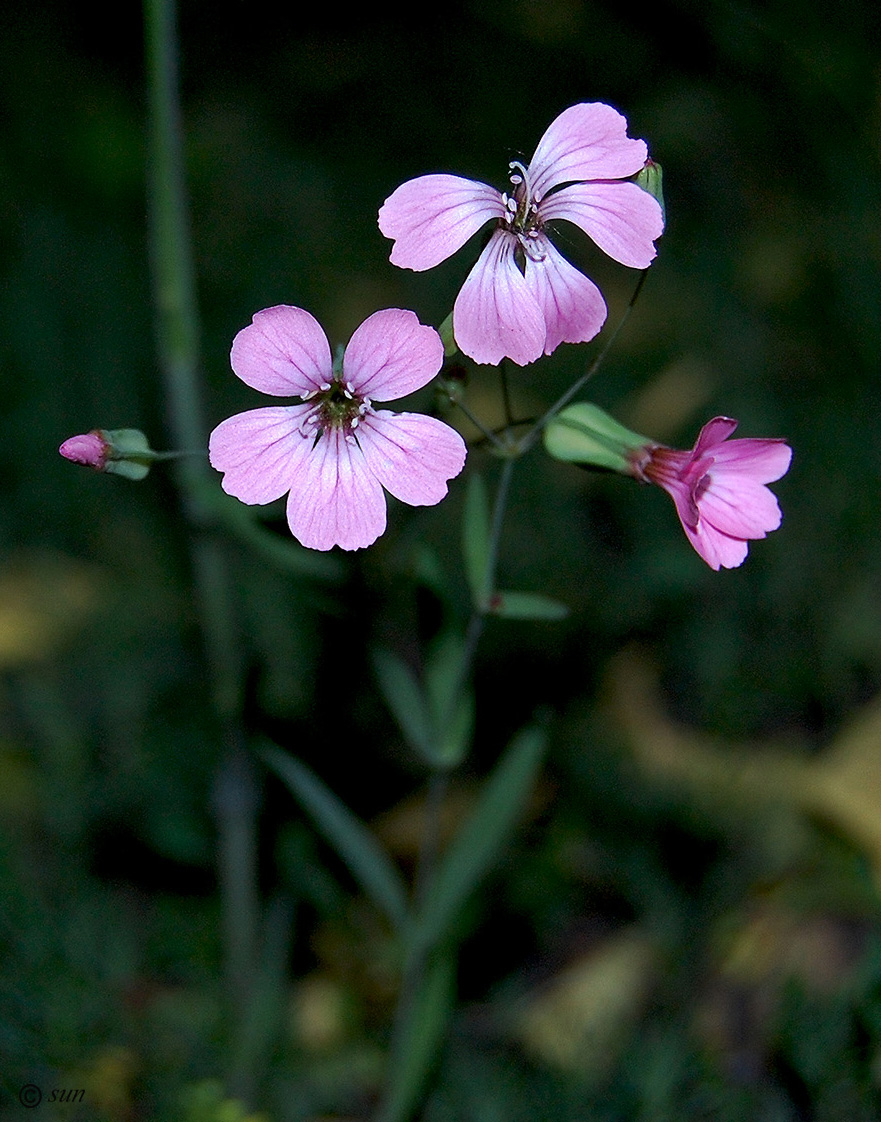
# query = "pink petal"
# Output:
<box><xmin>708</xmin><ymin>439</ymin><xmax>793</xmax><ymax>483</ymax></box>
<box><xmin>378</xmin><ymin>175</ymin><xmax>505</xmax><ymax>271</ymax></box>
<box><xmin>285</xmin><ymin>428</ymin><xmax>388</xmax><ymax>551</ymax></box>
<box><xmin>698</xmin><ymin>474</ymin><xmax>784</xmax><ymax>539</ymax></box>
<box><xmin>343</xmin><ymin>309</ymin><xmax>444</xmax><ymax>401</ymax></box>
<box><xmin>230</xmin><ymin>306</ymin><xmax>333</xmax><ymax>397</ymax></box>
<box><xmin>453</xmin><ymin>229</ymin><xmax>546</xmax><ymax>366</ymax></box>
<box><xmin>528</xmin><ymin>103</ymin><xmax>649</xmax><ymax>200</ymax></box>
<box><xmin>682</xmin><ymin>519</ymin><xmax>750</xmax><ymax>571</ymax></box>
<box><xmin>523</xmin><ymin>237</ymin><xmax>607</xmax><ymax>355</ymax></box>
<box><xmin>692</xmin><ymin>416</ymin><xmax>739</xmax><ymax>456</ymax></box>
<box><xmin>540</xmin><ymin>181</ymin><xmax>663</xmax><ymax>269</ymax></box>
<box><xmin>358</xmin><ymin>411</ymin><xmax>467</xmax><ymax>506</ymax></box>
<box><xmin>209</xmin><ymin>406</ymin><xmax>314</xmax><ymax>505</ymax></box>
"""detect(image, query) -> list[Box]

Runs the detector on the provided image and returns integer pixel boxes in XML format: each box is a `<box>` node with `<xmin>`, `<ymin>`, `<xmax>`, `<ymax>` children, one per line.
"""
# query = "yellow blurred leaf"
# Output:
<box><xmin>606</xmin><ymin>646</ymin><xmax>881</xmax><ymax>889</ymax></box>
<box><xmin>0</xmin><ymin>552</ymin><xmax>103</xmax><ymax>667</ymax></box>
<box><xmin>515</xmin><ymin>928</ymin><xmax>655</xmax><ymax>1073</ymax></box>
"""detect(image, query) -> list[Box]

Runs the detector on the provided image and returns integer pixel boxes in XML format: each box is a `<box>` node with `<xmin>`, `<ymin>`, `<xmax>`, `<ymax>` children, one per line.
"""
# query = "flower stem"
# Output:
<box><xmin>374</xmin><ymin>454</ymin><xmax>516</xmax><ymax>1122</ymax></box>
<box><xmin>520</xmin><ymin>268</ymin><xmax>649</xmax><ymax>453</ymax></box>
<box><xmin>143</xmin><ymin>0</ymin><xmax>259</xmax><ymax>1029</ymax></box>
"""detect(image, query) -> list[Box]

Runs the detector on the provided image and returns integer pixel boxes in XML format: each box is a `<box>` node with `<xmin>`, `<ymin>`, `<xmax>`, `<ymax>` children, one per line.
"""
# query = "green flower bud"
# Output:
<box><xmin>437</xmin><ymin>312</ymin><xmax>459</xmax><ymax>358</ymax></box>
<box><xmin>634</xmin><ymin>158</ymin><xmax>665</xmax><ymax>224</ymax></box>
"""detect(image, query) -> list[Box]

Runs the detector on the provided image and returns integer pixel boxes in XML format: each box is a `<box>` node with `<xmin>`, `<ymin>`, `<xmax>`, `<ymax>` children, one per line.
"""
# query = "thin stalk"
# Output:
<box><xmin>520</xmin><ymin>269</ymin><xmax>649</xmax><ymax>453</ymax></box>
<box><xmin>374</xmin><ymin>455</ymin><xmax>516</xmax><ymax>1122</ymax></box>
<box><xmin>143</xmin><ymin>0</ymin><xmax>258</xmax><ymax>1021</ymax></box>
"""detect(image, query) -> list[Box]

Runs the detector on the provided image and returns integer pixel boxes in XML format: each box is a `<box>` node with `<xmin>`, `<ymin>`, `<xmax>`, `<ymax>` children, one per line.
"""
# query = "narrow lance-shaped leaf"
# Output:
<box><xmin>262</xmin><ymin>744</ymin><xmax>409</xmax><ymax>931</ymax></box>
<box><xmin>489</xmin><ymin>590</ymin><xmax>569</xmax><ymax>621</ymax></box>
<box><xmin>412</xmin><ymin>726</ymin><xmax>547</xmax><ymax>956</ymax></box>
<box><xmin>424</xmin><ymin>628</ymin><xmax>474</xmax><ymax>768</ymax></box>
<box><xmin>374</xmin><ymin>947</ymin><xmax>457</xmax><ymax>1122</ymax></box>
<box><xmin>373</xmin><ymin>648</ymin><xmax>435</xmax><ymax>761</ymax></box>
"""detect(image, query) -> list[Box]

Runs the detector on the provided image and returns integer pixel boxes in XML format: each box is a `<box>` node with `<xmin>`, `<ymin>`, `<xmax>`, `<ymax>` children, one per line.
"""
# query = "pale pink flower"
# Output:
<box><xmin>209</xmin><ymin>306</ymin><xmax>467</xmax><ymax>551</ymax></box>
<box><xmin>635</xmin><ymin>417</ymin><xmax>792</xmax><ymax>570</ymax></box>
<box><xmin>378</xmin><ymin>102</ymin><xmax>664</xmax><ymax>367</ymax></box>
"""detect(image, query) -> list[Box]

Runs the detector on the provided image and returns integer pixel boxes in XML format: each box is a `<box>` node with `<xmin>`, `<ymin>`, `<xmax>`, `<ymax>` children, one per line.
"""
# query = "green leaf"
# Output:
<box><xmin>374</xmin><ymin>947</ymin><xmax>457</xmax><ymax>1122</ymax></box>
<box><xmin>489</xmin><ymin>590</ymin><xmax>569</xmax><ymax>621</ymax></box>
<box><xmin>373</xmin><ymin>648</ymin><xmax>434</xmax><ymax>760</ymax></box>
<box><xmin>230</xmin><ymin>896</ymin><xmax>294</xmax><ymax>1091</ymax></box>
<box><xmin>412</xmin><ymin>726</ymin><xmax>547</xmax><ymax>956</ymax></box>
<box><xmin>424</xmin><ymin>629</ymin><xmax>474</xmax><ymax>767</ymax></box>
<box><xmin>462</xmin><ymin>472</ymin><xmax>491</xmax><ymax>610</ymax></box>
<box><xmin>261</xmin><ymin>745</ymin><xmax>408</xmax><ymax>931</ymax></box>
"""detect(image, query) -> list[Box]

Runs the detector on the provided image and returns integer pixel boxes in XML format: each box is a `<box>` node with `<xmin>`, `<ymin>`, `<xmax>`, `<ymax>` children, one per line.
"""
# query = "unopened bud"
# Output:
<box><xmin>543</xmin><ymin>403</ymin><xmax>652</xmax><ymax>475</ymax></box>
<box><xmin>437</xmin><ymin>312</ymin><xmax>459</xmax><ymax>358</ymax></box>
<box><xmin>634</xmin><ymin>158</ymin><xmax>665</xmax><ymax>224</ymax></box>
<box><xmin>59</xmin><ymin>431</ymin><xmax>110</xmax><ymax>470</ymax></box>
<box><xmin>59</xmin><ymin>428</ymin><xmax>154</xmax><ymax>481</ymax></box>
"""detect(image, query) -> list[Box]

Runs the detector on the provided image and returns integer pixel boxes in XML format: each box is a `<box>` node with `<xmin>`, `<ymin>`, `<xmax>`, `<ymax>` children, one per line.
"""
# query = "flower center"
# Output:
<box><xmin>300</xmin><ymin>378</ymin><xmax>372</xmax><ymax>443</ymax></box>
<box><xmin>500</xmin><ymin>160</ymin><xmax>546</xmax><ymax>263</ymax></box>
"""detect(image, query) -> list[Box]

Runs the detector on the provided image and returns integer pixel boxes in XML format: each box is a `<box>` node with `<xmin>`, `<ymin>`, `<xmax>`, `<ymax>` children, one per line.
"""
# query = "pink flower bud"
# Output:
<box><xmin>59</xmin><ymin>431</ymin><xmax>110</xmax><ymax>470</ymax></box>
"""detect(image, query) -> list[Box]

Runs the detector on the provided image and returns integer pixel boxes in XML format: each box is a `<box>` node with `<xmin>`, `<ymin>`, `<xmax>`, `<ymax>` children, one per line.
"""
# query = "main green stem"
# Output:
<box><xmin>144</xmin><ymin>0</ymin><xmax>258</xmax><ymax>1027</ymax></box>
<box><xmin>375</xmin><ymin>455</ymin><xmax>516</xmax><ymax>1122</ymax></box>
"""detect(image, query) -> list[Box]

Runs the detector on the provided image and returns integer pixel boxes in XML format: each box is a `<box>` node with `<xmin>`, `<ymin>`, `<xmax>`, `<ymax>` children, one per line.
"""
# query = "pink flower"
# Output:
<box><xmin>209</xmin><ymin>306</ymin><xmax>467</xmax><ymax>552</ymax></box>
<box><xmin>636</xmin><ymin>417</ymin><xmax>792</xmax><ymax>570</ymax></box>
<box><xmin>378</xmin><ymin>102</ymin><xmax>664</xmax><ymax>367</ymax></box>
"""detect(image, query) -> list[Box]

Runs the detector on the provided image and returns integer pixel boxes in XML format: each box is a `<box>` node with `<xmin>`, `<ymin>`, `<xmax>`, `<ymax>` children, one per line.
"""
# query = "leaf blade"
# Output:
<box><xmin>262</xmin><ymin>744</ymin><xmax>409</xmax><ymax>931</ymax></box>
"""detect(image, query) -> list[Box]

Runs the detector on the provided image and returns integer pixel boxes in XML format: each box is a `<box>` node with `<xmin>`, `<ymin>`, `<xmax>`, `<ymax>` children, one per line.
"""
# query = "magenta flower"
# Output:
<box><xmin>209</xmin><ymin>306</ymin><xmax>467</xmax><ymax>552</ymax></box>
<box><xmin>378</xmin><ymin>102</ymin><xmax>664</xmax><ymax>367</ymax></box>
<box><xmin>636</xmin><ymin>417</ymin><xmax>792</xmax><ymax>570</ymax></box>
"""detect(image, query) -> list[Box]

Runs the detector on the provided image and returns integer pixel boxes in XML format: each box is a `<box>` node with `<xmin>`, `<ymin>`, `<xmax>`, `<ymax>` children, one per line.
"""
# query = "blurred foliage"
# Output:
<box><xmin>2</xmin><ymin>0</ymin><xmax>881</xmax><ymax>1118</ymax></box>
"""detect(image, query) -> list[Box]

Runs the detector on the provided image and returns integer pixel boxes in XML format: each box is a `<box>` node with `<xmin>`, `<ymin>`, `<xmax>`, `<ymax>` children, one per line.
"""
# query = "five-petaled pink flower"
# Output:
<box><xmin>209</xmin><ymin>306</ymin><xmax>467</xmax><ymax>551</ymax></box>
<box><xmin>635</xmin><ymin>417</ymin><xmax>792</xmax><ymax>570</ymax></box>
<box><xmin>378</xmin><ymin>102</ymin><xmax>664</xmax><ymax>367</ymax></box>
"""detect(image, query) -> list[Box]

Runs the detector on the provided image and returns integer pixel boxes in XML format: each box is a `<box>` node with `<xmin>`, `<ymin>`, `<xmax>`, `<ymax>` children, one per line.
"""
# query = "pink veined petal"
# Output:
<box><xmin>453</xmin><ymin>229</ymin><xmax>546</xmax><ymax>366</ymax></box>
<box><xmin>285</xmin><ymin>428</ymin><xmax>388</xmax><ymax>551</ymax></box>
<box><xmin>698</xmin><ymin>473</ymin><xmax>784</xmax><ymax>539</ymax></box>
<box><xmin>230</xmin><ymin>306</ymin><xmax>333</xmax><ymax>397</ymax></box>
<box><xmin>357</xmin><ymin>411</ymin><xmax>467</xmax><ymax>506</ymax></box>
<box><xmin>707</xmin><ymin>439</ymin><xmax>793</xmax><ymax>483</ymax></box>
<box><xmin>208</xmin><ymin>405</ymin><xmax>314</xmax><ymax>506</ymax></box>
<box><xmin>682</xmin><ymin>518</ymin><xmax>750</xmax><ymax>571</ymax></box>
<box><xmin>528</xmin><ymin>103</ymin><xmax>649</xmax><ymax>200</ymax></box>
<box><xmin>343</xmin><ymin>309</ymin><xmax>444</xmax><ymax>402</ymax></box>
<box><xmin>539</xmin><ymin>181</ymin><xmax>663</xmax><ymax>269</ymax></box>
<box><xmin>692</xmin><ymin>416</ymin><xmax>739</xmax><ymax>455</ymax></box>
<box><xmin>378</xmin><ymin>175</ymin><xmax>506</xmax><ymax>271</ymax></box>
<box><xmin>657</xmin><ymin>472</ymin><xmax>701</xmax><ymax>532</ymax></box>
<box><xmin>522</xmin><ymin>237</ymin><xmax>607</xmax><ymax>355</ymax></box>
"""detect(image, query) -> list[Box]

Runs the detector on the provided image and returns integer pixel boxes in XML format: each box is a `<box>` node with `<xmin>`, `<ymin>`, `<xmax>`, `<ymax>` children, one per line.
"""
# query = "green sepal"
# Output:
<box><xmin>543</xmin><ymin>402</ymin><xmax>650</xmax><ymax>474</ymax></box>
